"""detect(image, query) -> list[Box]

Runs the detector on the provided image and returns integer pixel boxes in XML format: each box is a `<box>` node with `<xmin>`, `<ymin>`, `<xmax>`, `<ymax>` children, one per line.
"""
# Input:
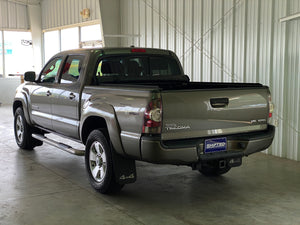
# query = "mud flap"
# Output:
<box><xmin>111</xmin><ymin>150</ymin><xmax>137</xmax><ymax>185</ymax></box>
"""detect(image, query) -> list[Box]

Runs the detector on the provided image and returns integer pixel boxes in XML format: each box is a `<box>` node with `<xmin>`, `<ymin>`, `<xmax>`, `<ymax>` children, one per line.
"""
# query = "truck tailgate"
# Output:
<box><xmin>161</xmin><ymin>87</ymin><xmax>269</xmax><ymax>140</ymax></box>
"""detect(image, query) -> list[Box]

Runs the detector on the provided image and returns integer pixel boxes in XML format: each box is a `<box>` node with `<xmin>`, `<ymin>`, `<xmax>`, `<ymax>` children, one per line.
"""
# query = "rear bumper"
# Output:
<box><xmin>140</xmin><ymin>125</ymin><xmax>275</xmax><ymax>165</ymax></box>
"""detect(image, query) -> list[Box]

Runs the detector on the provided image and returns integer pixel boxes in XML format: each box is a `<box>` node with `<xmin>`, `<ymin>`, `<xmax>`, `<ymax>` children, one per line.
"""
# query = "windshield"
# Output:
<box><xmin>94</xmin><ymin>55</ymin><xmax>184</xmax><ymax>84</ymax></box>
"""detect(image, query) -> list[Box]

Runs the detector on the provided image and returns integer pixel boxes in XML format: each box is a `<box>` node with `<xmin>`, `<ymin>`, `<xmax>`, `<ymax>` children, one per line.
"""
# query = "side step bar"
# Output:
<box><xmin>32</xmin><ymin>134</ymin><xmax>85</xmax><ymax>156</ymax></box>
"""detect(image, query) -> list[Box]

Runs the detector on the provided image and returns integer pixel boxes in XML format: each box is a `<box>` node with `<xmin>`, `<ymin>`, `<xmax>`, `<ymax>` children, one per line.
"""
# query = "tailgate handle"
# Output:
<box><xmin>210</xmin><ymin>98</ymin><xmax>229</xmax><ymax>108</ymax></box>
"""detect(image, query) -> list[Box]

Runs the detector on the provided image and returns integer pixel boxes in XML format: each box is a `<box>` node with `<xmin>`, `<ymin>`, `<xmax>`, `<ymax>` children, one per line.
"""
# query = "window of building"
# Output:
<box><xmin>44</xmin><ymin>30</ymin><xmax>60</xmax><ymax>62</ymax></box>
<box><xmin>80</xmin><ymin>24</ymin><xmax>102</xmax><ymax>48</ymax></box>
<box><xmin>43</xmin><ymin>23</ymin><xmax>103</xmax><ymax>65</ymax></box>
<box><xmin>61</xmin><ymin>27</ymin><xmax>79</xmax><ymax>51</ymax></box>
<box><xmin>3</xmin><ymin>31</ymin><xmax>33</xmax><ymax>77</ymax></box>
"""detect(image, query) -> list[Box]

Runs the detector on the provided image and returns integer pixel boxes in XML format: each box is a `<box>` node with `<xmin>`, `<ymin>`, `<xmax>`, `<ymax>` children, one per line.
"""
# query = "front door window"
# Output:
<box><xmin>40</xmin><ymin>58</ymin><xmax>62</xmax><ymax>83</ymax></box>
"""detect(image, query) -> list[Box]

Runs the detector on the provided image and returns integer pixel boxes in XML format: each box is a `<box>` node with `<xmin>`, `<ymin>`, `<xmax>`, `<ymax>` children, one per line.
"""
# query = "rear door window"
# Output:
<box><xmin>60</xmin><ymin>55</ymin><xmax>85</xmax><ymax>84</ymax></box>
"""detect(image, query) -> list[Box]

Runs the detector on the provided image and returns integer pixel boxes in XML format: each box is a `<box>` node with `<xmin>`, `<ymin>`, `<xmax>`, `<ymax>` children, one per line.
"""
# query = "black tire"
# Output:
<box><xmin>14</xmin><ymin>107</ymin><xmax>42</xmax><ymax>150</ymax></box>
<box><xmin>85</xmin><ymin>130</ymin><xmax>124</xmax><ymax>194</ymax></box>
<box><xmin>199</xmin><ymin>160</ymin><xmax>231</xmax><ymax>176</ymax></box>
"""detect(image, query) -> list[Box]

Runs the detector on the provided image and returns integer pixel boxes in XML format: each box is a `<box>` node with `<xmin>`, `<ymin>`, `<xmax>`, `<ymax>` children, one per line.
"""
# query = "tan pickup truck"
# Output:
<box><xmin>13</xmin><ymin>47</ymin><xmax>275</xmax><ymax>194</ymax></box>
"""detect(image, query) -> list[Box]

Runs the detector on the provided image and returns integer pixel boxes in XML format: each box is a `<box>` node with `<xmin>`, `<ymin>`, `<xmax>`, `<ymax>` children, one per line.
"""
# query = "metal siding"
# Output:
<box><xmin>298</xmin><ymin>18</ymin><xmax>300</xmax><ymax>162</ymax></box>
<box><xmin>160</xmin><ymin>0</ymin><xmax>167</xmax><ymax>50</ymax></box>
<box><xmin>202</xmin><ymin>0</ymin><xmax>211</xmax><ymax>82</ymax></box>
<box><xmin>285</xmin><ymin>0</ymin><xmax>300</xmax><ymax>161</ymax></box>
<box><xmin>153</xmin><ymin>0</ymin><xmax>160</xmax><ymax>48</ymax></box>
<box><xmin>0</xmin><ymin>2</ymin><xmax>29</xmax><ymax>30</ymax></box>
<box><xmin>146</xmin><ymin>0</ymin><xmax>152</xmax><ymax>47</ymax></box>
<box><xmin>0</xmin><ymin>1</ymin><xmax>8</xmax><ymax>28</ymax></box>
<box><xmin>120</xmin><ymin>0</ymin><xmax>299</xmax><ymax>161</ymax></box>
<box><xmin>8</xmin><ymin>2</ymin><xmax>16</xmax><ymax>28</ymax></box>
<box><xmin>175</xmin><ymin>0</ymin><xmax>183</xmax><ymax>67</ymax></box>
<box><xmin>126</xmin><ymin>0</ymin><xmax>132</xmax><ymax>47</ymax></box>
<box><xmin>184</xmin><ymin>0</ymin><xmax>192</xmax><ymax>78</ymax></box>
<box><xmin>212</xmin><ymin>0</ymin><xmax>222</xmax><ymax>82</ymax></box>
<box><xmin>51</xmin><ymin>0</ymin><xmax>56</xmax><ymax>28</ymax></box>
<box><xmin>233</xmin><ymin>0</ymin><xmax>244</xmax><ymax>83</ymax></box>
<box><xmin>246</xmin><ymin>0</ymin><xmax>258</xmax><ymax>83</ymax></box>
<box><xmin>139</xmin><ymin>0</ymin><xmax>146</xmax><ymax>47</ymax></box>
<box><xmin>223</xmin><ymin>0</ymin><xmax>234</xmax><ymax>82</ymax></box>
<box><xmin>259</xmin><ymin>0</ymin><xmax>272</xmax><ymax>86</ymax></box>
<box><xmin>78</xmin><ymin>0</ymin><xmax>83</xmax><ymax>24</ymax></box>
<box><xmin>133</xmin><ymin>0</ymin><xmax>140</xmax><ymax>47</ymax></box>
<box><xmin>130</xmin><ymin>0</ymin><xmax>135</xmax><ymax>47</ymax></box>
<box><xmin>41</xmin><ymin>0</ymin><xmax>100</xmax><ymax>30</ymax></box>
<box><xmin>193</xmin><ymin>0</ymin><xmax>202</xmax><ymax>82</ymax></box>
<box><xmin>271</xmin><ymin>0</ymin><xmax>286</xmax><ymax>158</ymax></box>
<box><xmin>167</xmin><ymin>0</ymin><xmax>175</xmax><ymax>53</ymax></box>
<box><xmin>16</xmin><ymin>4</ymin><xmax>28</xmax><ymax>29</ymax></box>
<box><xmin>120</xmin><ymin>0</ymin><xmax>128</xmax><ymax>46</ymax></box>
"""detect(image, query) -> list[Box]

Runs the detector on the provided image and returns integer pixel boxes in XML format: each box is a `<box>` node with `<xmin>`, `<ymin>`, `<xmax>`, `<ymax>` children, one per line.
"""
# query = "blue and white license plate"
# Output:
<box><xmin>204</xmin><ymin>137</ymin><xmax>227</xmax><ymax>153</ymax></box>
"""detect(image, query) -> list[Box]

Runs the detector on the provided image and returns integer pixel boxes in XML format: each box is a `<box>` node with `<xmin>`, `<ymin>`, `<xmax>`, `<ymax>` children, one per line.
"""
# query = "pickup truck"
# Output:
<box><xmin>13</xmin><ymin>47</ymin><xmax>275</xmax><ymax>194</ymax></box>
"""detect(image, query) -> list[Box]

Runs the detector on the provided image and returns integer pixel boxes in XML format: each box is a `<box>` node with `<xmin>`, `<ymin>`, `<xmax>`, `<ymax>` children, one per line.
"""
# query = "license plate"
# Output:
<box><xmin>204</xmin><ymin>137</ymin><xmax>227</xmax><ymax>153</ymax></box>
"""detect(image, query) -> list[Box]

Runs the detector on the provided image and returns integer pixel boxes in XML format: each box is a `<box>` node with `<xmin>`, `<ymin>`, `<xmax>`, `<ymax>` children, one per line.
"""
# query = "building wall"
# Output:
<box><xmin>0</xmin><ymin>1</ymin><xmax>29</xmax><ymax>29</ymax></box>
<box><xmin>120</xmin><ymin>0</ymin><xmax>300</xmax><ymax>161</ymax></box>
<box><xmin>0</xmin><ymin>78</ymin><xmax>21</xmax><ymax>104</ymax></box>
<box><xmin>41</xmin><ymin>0</ymin><xmax>101</xmax><ymax>30</ymax></box>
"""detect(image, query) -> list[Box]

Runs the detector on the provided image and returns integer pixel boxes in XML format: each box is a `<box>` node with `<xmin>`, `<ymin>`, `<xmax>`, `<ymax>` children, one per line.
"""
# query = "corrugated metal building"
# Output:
<box><xmin>0</xmin><ymin>0</ymin><xmax>299</xmax><ymax>161</ymax></box>
<box><xmin>119</xmin><ymin>0</ymin><xmax>300</xmax><ymax>161</ymax></box>
<box><xmin>1</xmin><ymin>1</ymin><xmax>300</xmax><ymax>224</ymax></box>
<box><xmin>0</xmin><ymin>0</ymin><xmax>29</xmax><ymax>30</ymax></box>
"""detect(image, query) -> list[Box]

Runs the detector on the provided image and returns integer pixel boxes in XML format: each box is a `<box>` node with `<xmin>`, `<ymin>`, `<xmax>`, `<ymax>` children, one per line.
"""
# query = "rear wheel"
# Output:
<box><xmin>14</xmin><ymin>107</ymin><xmax>42</xmax><ymax>150</ymax></box>
<box><xmin>85</xmin><ymin>130</ymin><xmax>124</xmax><ymax>194</ymax></box>
<box><xmin>199</xmin><ymin>160</ymin><xmax>231</xmax><ymax>176</ymax></box>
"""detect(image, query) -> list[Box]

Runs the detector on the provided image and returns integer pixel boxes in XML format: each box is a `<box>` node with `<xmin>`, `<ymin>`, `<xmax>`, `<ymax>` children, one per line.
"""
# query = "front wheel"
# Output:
<box><xmin>85</xmin><ymin>130</ymin><xmax>124</xmax><ymax>194</ymax></box>
<box><xmin>14</xmin><ymin>107</ymin><xmax>42</xmax><ymax>150</ymax></box>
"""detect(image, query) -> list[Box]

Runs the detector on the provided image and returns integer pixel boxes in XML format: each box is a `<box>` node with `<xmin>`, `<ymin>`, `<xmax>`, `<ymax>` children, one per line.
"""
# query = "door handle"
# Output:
<box><xmin>210</xmin><ymin>98</ymin><xmax>229</xmax><ymax>108</ymax></box>
<box><xmin>69</xmin><ymin>93</ymin><xmax>76</xmax><ymax>100</ymax></box>
<box><xmin>46</xmin><ymin>90</ymin><xmax>52</xmax><ymax>96</ymax></box>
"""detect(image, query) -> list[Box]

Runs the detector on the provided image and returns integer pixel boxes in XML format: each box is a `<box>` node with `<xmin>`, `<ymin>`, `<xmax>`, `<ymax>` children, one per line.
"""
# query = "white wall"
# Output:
<box><xmin>120</xmin><ymin>0</ymin><xmax>300</xmax><ymax>161</ymax></box>
<box><xmin>28</xmin><ymin>4</ymin><xmax>43</xmax><ymax>73</ymax></box>
<box><xmin>0</xmin><ymin>78</ymin><xmax>21</xmax><ymax>105</ymax></box>
<box><xmin>99</xmin><ymin>0</ymin><xmax>121</xmax><ymax>47</ymax></box>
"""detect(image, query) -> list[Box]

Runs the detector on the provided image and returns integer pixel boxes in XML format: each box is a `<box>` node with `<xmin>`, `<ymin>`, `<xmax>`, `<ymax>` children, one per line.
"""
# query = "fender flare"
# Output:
<box><xmin>80</xmin><ymin>102</ymin><xmax>125</xmax><ymax>156</ymax></box>
<box><xmin>13</xmin><ymin>91</ymin><xmax>32</xmax><ymax>126</ymax></box>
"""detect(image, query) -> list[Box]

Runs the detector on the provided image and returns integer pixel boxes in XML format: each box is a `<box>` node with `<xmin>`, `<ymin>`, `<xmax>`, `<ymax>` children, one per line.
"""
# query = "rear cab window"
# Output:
<box><xmin>94</xmin><ymin>54</ymin><xmax>183</xmax><ymax>84</ymax></box>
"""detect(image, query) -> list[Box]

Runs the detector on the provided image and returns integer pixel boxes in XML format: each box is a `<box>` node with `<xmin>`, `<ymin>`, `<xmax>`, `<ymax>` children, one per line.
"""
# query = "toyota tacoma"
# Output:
<box><xmin>13</xmin><ymin>47</ymin><xmax>275</xmax><ymax>193</ymax></box>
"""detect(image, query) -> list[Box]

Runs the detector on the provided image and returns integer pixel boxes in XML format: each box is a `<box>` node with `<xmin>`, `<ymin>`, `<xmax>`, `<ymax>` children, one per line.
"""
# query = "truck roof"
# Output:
<box><xmin>52</xmin><ymin>47</ymin><xmax>173</xmax><ymax>58</ymax></box>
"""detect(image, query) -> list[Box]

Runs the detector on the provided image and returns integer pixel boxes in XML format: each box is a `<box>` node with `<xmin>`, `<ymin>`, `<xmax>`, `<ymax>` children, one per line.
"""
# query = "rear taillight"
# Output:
<box><xmin>268</xmin><ymin>94</ymin><xmax>274</xmax><ymax>120</ymax></box>
<box><xmin>143</xmin><ymin>97</ymin><xmax>162</xmax><ymax>134</ymax></box>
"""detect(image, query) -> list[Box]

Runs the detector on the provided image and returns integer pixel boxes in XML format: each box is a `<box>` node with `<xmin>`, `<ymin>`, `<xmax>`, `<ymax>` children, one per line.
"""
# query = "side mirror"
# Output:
<box><xmin>24</xmin><ymin>71</ymin><xmax>36</xmax><ymax>82</ymax></box>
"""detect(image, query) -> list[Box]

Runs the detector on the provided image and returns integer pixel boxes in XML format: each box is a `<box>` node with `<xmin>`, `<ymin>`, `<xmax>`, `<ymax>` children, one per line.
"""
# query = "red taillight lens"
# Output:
<box><xmin>268</xmin><ymin>94</ymin><xmax>274</xmax><ymax>119</ymax></box>
<box><xmin>131</xmin><ymin>48</ymin><xmax>146</xmax><ymax>53</ymax></box>
<box><xmin>143</xmin><ymin>98</ymin><xmax>162</xmax><ymax>134</ymax></box>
